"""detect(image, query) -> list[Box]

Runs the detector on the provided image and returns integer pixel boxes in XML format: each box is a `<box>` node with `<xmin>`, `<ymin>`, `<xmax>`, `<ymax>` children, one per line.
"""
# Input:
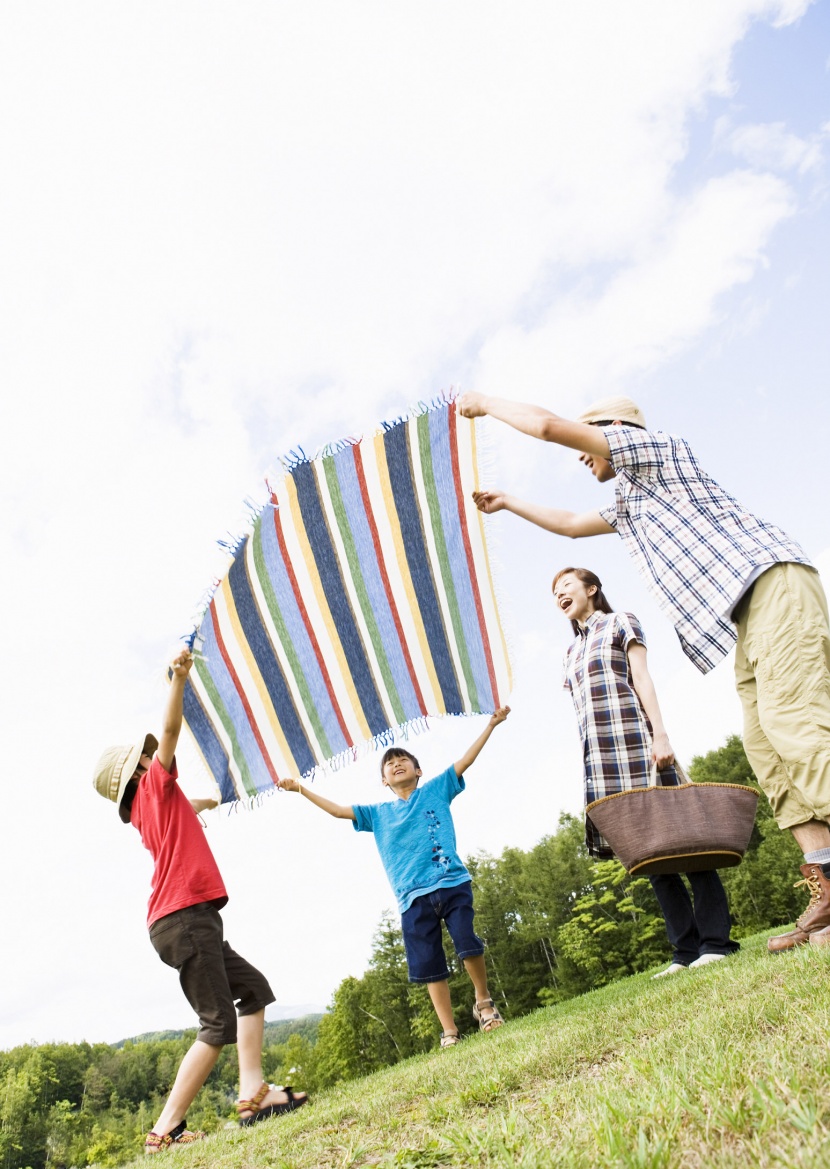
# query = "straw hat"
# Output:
<box><xmin>93</xmin><ymin>733</ymin><xmax>159</xmax><ymax>822</ymax></box>
<box><xmin>577</xmin><ymin>395</ymin><xmax>646</xmax><ymax>429</ymax></box>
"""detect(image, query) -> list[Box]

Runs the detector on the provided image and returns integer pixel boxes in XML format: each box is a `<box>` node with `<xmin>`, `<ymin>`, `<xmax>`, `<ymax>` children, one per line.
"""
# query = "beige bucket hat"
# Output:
<box><xmin>93</xmin><ymin>733</ymin><xmax>159</xmax><ymax>822</ymax></box>
<box><xmin>577</xmin><ymin>395</ymin><xmax>647</xmax><ymax>429</ymax></box>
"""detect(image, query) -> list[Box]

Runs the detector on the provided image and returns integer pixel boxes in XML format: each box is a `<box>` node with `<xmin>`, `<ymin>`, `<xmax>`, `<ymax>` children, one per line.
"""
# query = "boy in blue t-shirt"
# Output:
<box><xmin>278</xmin><ymin>707</ymin><xmax>510</xmax><ymax>1046</ymax></box>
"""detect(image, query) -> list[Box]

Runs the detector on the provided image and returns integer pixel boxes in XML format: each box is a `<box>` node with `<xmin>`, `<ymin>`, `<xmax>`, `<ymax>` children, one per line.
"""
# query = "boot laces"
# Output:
<box><xmin>795</xmin><ymin>871</ymin><xmax>822</xmax><ymax>923</ymax></box>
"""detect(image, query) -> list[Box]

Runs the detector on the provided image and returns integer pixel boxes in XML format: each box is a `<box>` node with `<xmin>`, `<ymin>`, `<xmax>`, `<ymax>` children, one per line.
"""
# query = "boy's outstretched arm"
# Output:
<box><xmin>278</xmin><ymin>778</ymin><xmax>356</xmax><ymax>820</ymax></box>
<box><xmin>157</xmin><ymin>649</ymin><xmax>193</xmax><ymax>772</ymax></box>
<box><xmin>454</xmin><ymin>706</ymin><xmax>511</xmax><ymax>777</ymax></box>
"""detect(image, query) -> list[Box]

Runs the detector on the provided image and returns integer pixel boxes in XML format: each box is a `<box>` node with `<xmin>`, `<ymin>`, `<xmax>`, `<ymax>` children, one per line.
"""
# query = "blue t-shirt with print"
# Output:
<box><xmin>352</xmin><ymin>765</ymin><xmax>470</xmax><ymax>913</ymax></box>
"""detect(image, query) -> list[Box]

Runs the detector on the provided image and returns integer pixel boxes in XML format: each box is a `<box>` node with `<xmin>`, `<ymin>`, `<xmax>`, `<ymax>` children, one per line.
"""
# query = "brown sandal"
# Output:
<box><xmin>440</xmin><ymin>1030</ymin><xmax>461</xmax><ymax>1048</ymax></box>
<box><xmin>144</xmin><ymin>1120</ymin><xmax>205</xmax><ymax>1153</ymax></box>
<box><xmin>236</xmin><ymin>1082</ymin><xmax>308</xmax><ymax>1126</ymax></box>
<box><xmin>472</xmin><ymin>998</ymin><xmax>503</xmax><ymax>1033</ymax></box>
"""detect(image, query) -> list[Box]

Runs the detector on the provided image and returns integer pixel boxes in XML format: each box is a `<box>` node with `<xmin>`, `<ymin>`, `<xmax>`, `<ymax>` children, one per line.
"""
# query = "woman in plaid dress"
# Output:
<box><xmin>554</xmin><ymin>566</ymin><xmax>738</xmax><ymax>976</ymax></box>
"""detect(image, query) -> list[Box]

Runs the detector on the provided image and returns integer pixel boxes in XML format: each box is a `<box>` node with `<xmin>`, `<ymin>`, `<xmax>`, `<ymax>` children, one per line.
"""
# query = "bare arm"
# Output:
<box><xmin>157</xmin><ymin>649</ymin><xmax>193</xmax><ymax>772</ymax></box>
<box><xmin>278</xmin><ymin>777</ymin><xmax>356</xmax><ymax>820</ymax></box>
<box><xmin>472</xmin><ymin>489</ymin><xmax>614</xmax><ymax>538</ymax></box>
<box><xmin>454</xmin><ymin>706</ymin><xmax>511</xmax><ymax>777</ymax></box>
<box><xmin>627</xmin><ymin>643</ymin><xmax>674</xmax><ymax>768</ymax></box>
<box><xmin>457</xmin><ymin>393</ymin><xmax>611</xmax><ymax>458</ymax></box>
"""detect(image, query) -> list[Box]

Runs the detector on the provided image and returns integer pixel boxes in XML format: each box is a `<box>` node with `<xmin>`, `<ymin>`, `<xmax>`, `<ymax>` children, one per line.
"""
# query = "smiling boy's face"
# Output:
<box><xmin>382</xmin><ymin>753</ymin><xmax>422</xmax><ymax>793</ymax></box>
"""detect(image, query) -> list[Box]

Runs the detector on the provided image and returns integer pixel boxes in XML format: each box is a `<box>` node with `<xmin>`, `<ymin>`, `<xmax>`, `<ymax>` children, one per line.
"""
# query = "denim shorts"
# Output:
<box><xmin>149</xmin><ymin>902</ymin><xmax>275</xmax><ymax>1046</ymax></box>
<box><xmin>400</xmin><ymin>882</ymin><xmax>484</xmax><ymax>983</ymax></box>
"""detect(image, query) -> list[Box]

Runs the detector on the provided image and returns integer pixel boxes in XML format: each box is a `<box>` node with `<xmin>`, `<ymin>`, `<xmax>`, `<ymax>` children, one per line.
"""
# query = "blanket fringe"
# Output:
<box><xmin>213</xmin><ymin>709</ymin><xmax>499</xmax><ymax>811</ymax></box>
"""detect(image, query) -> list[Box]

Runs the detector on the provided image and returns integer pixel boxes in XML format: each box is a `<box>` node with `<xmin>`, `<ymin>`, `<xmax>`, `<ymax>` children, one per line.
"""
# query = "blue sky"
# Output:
<box><xmin>0</xmin><ymin>0</ymin><xmax>828</xmax><ymax>1050</ymax></box>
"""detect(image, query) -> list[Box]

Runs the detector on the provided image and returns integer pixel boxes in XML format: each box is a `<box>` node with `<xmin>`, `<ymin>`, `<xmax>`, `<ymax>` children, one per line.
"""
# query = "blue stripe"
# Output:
<box><xmin>226</xmin><ymin>540</ymin><xmax>317</xmax><ymax>775</ymax></box>
<box><xmin>292</xmin><ymin>461</ymin><xmax>389</xmax><ymax>735</ymax></box>
<box><xmin>198</xmin><ymin>604</ymin><xmax>272</xmax><ymax>795</ymax></box>
<box><xmin>383</xmin><ymin>421</ymin><xmax>462</xmax><ymax>711</ymax></box>
<box><xmin>427</xmin><ymin>408</ymin><xmax>494</xmax><ymax>709</ymax></box>
<box><xmin>182</xmin><ymin>679</ymin><xmax>235</xmax><ymax>804</ymax></box>
<box><xmin>332</xmin><ymin>446</ymin><xmax>422</xmax><ymax>718</ymax></box>
<box><xmin>258</xmin><ymin>511</ymin><xmax>349</xmax><ymax>757</ymax></box>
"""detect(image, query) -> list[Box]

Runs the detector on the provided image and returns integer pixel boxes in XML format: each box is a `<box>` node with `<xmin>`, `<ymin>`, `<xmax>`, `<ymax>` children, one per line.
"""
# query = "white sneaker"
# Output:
<box><xmin>651</xmin><ymin>962</ymin><xmax>688</xmax><ymax>979</ymax></box>
<box><xmin>689</xmin><ymin>953</ymin><xmax>726</xmax><ymax>968</ymax></box>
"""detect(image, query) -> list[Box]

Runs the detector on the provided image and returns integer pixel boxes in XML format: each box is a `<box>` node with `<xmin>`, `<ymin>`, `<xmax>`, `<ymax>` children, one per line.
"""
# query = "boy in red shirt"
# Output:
<box><xmin>93</xmin><ymin>649</ymin><xmax>306</xmax><ymax>1152</ymax></box>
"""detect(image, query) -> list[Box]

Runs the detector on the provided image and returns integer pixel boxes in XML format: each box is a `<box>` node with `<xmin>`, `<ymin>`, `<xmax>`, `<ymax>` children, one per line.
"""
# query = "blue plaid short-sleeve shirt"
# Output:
<box><xmin>599</xmin><ymin>426</ymin><xmax>810</xmax><ymax>674</ymax></box>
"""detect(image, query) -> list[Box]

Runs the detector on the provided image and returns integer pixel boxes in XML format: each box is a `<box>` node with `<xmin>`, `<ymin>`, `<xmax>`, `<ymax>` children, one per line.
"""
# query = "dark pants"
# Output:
<box><xmin>649</xmin><ymin>871</ymin><xmax>740</xmax><ymax>966</ymax></box>
<box><xmin>149</xmin><ymin>903</ymin><xmax>275</xmax><ymax>1045</ymax></box>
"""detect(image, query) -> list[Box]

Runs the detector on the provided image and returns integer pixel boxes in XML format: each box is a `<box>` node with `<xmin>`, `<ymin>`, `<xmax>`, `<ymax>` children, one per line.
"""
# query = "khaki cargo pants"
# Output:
<box><xmin>734</xmin><ymin>563</ymin><xmax>830</xmax><ymax>829</ymax></box>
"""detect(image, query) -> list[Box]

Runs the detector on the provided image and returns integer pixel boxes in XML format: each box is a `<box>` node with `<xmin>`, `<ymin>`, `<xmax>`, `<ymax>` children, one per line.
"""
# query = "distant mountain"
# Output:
<box><xmin>266</xmin><ymin>1003</ymin><xmax>326</xmax><ymax>1022</ymax></box>
<box><xmin>116</xmin><ymin>1009</ymin><xmax>324</xmax><ymax>1048</ymax></box>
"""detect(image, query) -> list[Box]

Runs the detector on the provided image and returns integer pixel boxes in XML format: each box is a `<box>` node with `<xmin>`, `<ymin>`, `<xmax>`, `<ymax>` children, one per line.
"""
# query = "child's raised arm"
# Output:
<box><xmin>157</xmin><ymin>649</ymin><xmax>193</xmax><ymax>772</ymax></box>
<box><xmin>278</xmin><ymin>778</ymin><xmax>356</xmax><ymax>820</ymax></box>
<box><xmin>454</xmin><ymin>706</ymin><xmax>510</xmax><ymax>777</ymax></box>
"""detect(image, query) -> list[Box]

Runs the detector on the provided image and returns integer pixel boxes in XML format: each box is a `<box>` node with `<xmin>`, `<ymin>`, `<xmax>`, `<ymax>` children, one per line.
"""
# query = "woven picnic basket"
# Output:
<box><xmin>585</xmin><ymin>763</ymin><xmax>759</xmax><ymax>875</ymax></box>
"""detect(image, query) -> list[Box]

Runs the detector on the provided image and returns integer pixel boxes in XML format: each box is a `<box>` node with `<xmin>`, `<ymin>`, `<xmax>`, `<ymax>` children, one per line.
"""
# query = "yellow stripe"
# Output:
<box><xmin>281</xmin><ymin>472</ymin><xmax>372</xmax><ymax>741</ymax></box>
<box><xmin>469</xmin><ymin>419</ymin><xmax>513</xmax><ymax>693</ymax></box>
<box><xmin>371</xmin><ymin>430</ymin><xmax>444</xmax><ymax>710</ymax></box>
<box><xmin>217</xmin><ymin>575</ymin><xmax>299</xmax><ymax>775</ymax></box>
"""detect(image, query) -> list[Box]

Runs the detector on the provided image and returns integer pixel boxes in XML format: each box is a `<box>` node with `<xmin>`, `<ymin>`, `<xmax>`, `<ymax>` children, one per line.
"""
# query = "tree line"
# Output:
<box><xmin>2</xmin><ymin>736</ymin><xmax>803</xmax><ymax>1168</ymax></box>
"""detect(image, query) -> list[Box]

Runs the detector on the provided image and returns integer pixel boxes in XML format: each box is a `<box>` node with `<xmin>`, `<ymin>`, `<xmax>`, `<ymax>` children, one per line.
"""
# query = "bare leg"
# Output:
<box><xmin>463</xmin><ymin>955</ymin><xmax>501</xmax><ymax>1027</ymax></box>
<box><xmin>790</xmin><ymin>820</ymin><xmax>830</xmax><ymax>854</ymax></box>
<box><xmin>426</xmin><ymin>979</ymin><xmax>457</xmax><ymax>1034</ymax></box>
<box><xmin>152</xmin><ymin>1040</ymin><xmax>222</xmax><ymax>1136</ymax></box>
<box><xmin>236</xmin><ymin>1009</ymin><xmax>306</xmax><ymax>1117</ymax></box>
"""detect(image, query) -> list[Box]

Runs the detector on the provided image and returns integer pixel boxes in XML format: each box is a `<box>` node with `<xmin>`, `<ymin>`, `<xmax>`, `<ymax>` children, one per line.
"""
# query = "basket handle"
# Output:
<box><xmin>648</xmin><ymin>759</ymin><xmax>691</xmax><ymax>788</ymax></box>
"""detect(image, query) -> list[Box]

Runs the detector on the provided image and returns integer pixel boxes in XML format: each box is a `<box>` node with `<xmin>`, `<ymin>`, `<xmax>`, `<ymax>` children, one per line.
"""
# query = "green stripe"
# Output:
<box><xmin>416</xmin><ymin>412</ymin><xmax>480</xmax><ymax>709</ymax></box>
<box><xmin>193</xmin><ymin>657</ymin><xmax>257</xmax><ymax>798</ymax></box>
<box><xmin>322</xmin><ymin>457</ymin><xmax>407</xmax><ymax>725</ymax></box>
<box><xmin>250</xmin><ymin>517</ymin><xmax>334</xmax><ymax>760</ymax></box>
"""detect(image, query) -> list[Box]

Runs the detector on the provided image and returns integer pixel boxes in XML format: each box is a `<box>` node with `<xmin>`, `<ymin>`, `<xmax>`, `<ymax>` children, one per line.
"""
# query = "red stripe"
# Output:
<box><xmin>208</xmin><ymin>604</ymin><xmax>280</xmax><ymax>786</ymax></box>
<box><xmin>447</xmin><ymin>407</ymin><xmax>500</xmax><ymax>707</ymax></box>
<box><xmin>271</xmin><ymin>506</ymin><xmax>352</xmax><ymax>745</ymax></box>
<box><xmin>353</xmin><ymin>443</ymin><xmax>428</xmax><ymax>715</ymax></box>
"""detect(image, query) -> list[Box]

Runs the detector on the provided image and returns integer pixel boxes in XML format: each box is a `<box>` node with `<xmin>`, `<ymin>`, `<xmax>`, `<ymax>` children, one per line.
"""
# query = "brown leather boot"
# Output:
<box><xmin>767</xmin><ymin>863</ymin><xmax>830</xmax><ymax>953</ymax></box>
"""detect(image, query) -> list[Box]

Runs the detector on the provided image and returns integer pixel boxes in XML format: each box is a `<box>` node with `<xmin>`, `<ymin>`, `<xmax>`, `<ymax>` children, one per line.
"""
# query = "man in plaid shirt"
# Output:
<box><xmin>458</xmin><ymin>391</ymin><xmax>830</xmax><ymax>954</ymax></box>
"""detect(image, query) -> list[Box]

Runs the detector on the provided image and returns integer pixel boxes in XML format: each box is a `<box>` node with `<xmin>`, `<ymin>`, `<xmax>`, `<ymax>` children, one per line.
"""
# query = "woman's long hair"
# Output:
<box><xmin>552</xmin><ymin>566</ymin><xmax>614</xmax><ymax>636</ymax></box>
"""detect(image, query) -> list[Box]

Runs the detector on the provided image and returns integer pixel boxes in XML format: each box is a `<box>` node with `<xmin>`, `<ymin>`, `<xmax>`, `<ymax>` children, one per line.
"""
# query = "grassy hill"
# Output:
<box><xmin>132</xmin><ymin>932</ymin><xmax>830</xmax><ymax>1168</ymax></box>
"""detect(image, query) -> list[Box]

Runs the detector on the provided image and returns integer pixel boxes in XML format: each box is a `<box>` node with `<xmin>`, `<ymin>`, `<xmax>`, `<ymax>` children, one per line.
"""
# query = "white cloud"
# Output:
<box><xmin>473</xmin><ymin>169</ymin><xmax>795</xmax><ymax>405</ymax></box>
<box><xmin>718</xmin><ymin>119</ymin><xmax>826</xmax><ymax>173</ymax></box>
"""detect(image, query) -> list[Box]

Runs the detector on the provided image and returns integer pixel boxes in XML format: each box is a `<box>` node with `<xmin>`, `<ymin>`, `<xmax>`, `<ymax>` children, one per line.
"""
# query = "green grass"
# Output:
<box><xmin>146</xmin><ymin>933</ymin><xmax>830</xmax><ymax>1168</ymax></box>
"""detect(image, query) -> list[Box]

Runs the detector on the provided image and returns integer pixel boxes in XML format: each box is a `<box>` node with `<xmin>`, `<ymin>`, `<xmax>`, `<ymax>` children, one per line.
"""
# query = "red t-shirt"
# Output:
<box><xmin>131</xmin><ymin>756</ymin><xmax>228</xmax><ymax>927</ymax></box>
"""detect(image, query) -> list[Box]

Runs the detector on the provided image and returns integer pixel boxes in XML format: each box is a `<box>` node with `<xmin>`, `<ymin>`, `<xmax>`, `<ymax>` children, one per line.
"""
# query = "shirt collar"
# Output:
<box><xmin>576</xmin><ymin>610</ymin><xmax>605</xmax><ymax>637</ymax></box>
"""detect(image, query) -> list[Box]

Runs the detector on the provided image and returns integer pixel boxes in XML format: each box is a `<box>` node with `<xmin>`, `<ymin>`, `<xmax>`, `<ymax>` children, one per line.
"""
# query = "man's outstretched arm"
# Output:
<box><xmin>457</xmin><ymin>392</ymin><xmax>611</xmax><ymax>458</ymax></box>
<box><xmin>472</xmin><ymin>489</ymin><xmax>614</xmax><ymax>538</ymax></box>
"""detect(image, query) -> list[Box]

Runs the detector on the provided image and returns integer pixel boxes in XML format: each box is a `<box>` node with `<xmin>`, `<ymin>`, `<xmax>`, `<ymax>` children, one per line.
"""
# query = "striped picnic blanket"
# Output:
<box><xmin>182</xmin><ymin>399</ymin><xmax>512</xmax><ymax>802</ymax></box>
